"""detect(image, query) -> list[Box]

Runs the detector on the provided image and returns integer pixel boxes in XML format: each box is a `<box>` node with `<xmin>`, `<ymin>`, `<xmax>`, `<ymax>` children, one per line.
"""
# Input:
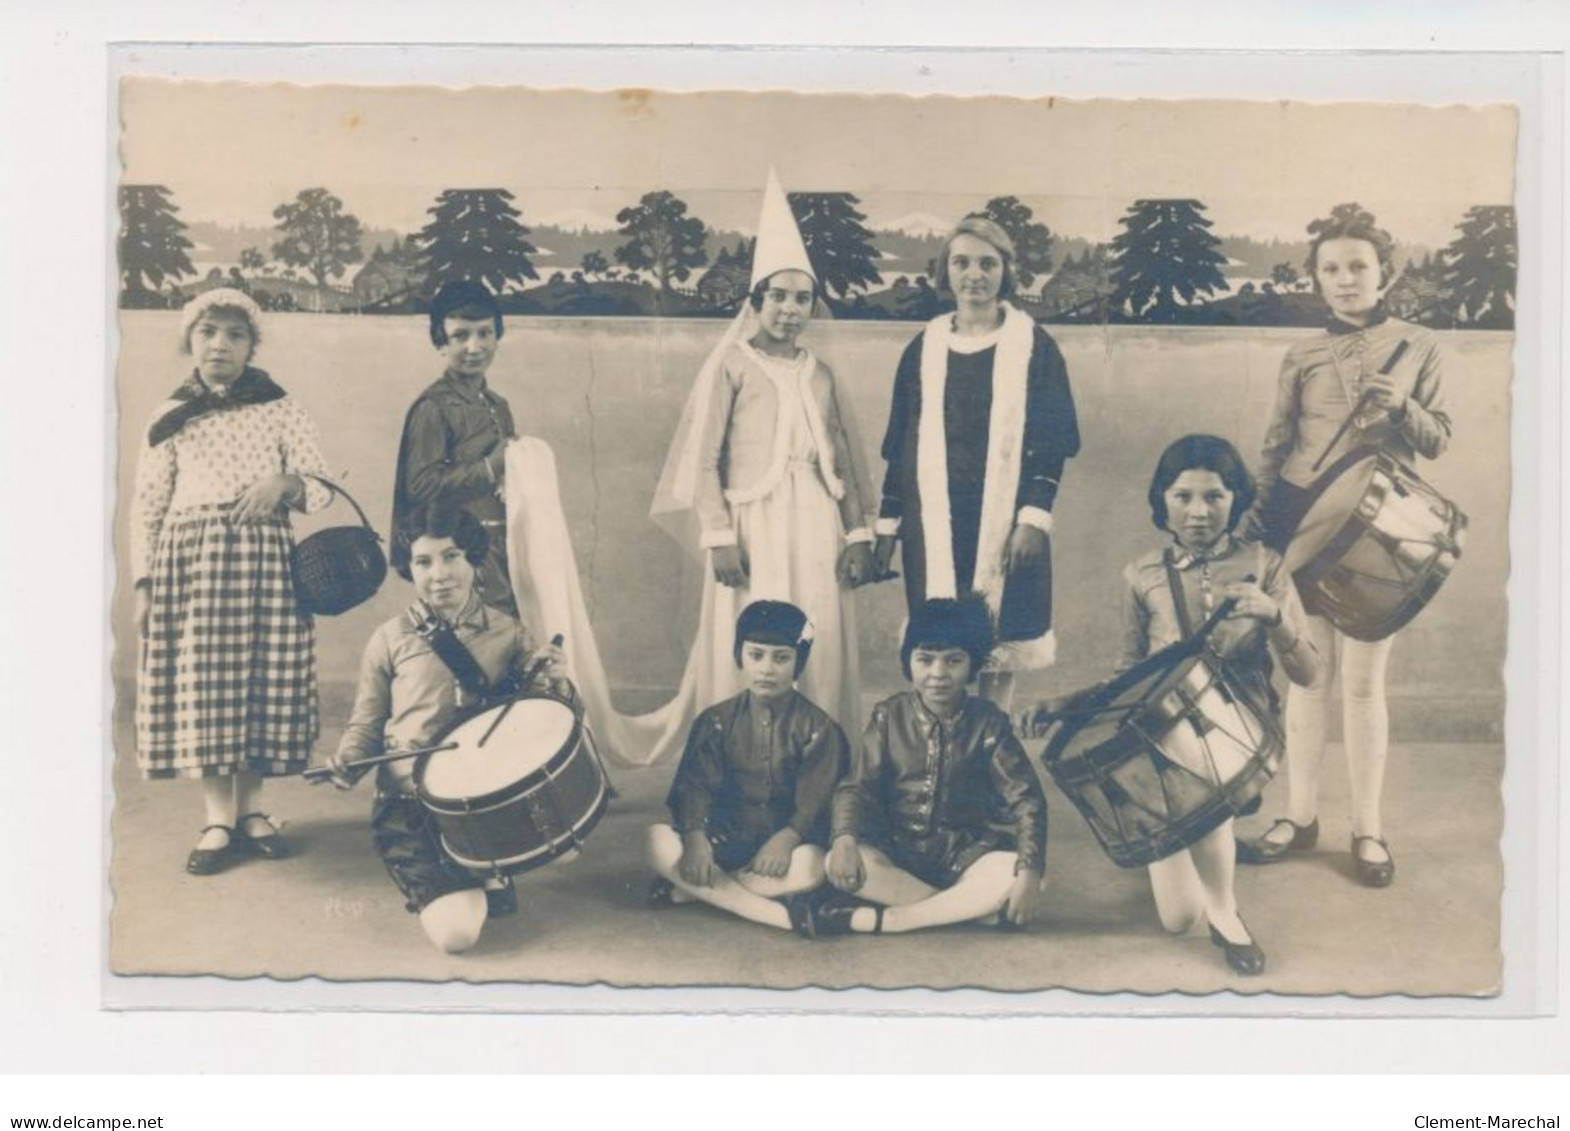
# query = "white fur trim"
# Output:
<box><xmin>699</xmin><ymin>528</ymin><xmax>738</xmax><ymax>549</ymax></box>
<box><xmin>875</xmin><ymin>516</ymin><xmax>902</xmax><ymax>537</ymax></box>
<box><xmin>916</xmin><ymin>305</ymin><xmax>1035</xmax><ymax>620</ymax></box>
<box><xmin>843</xmin><ymin>526</ymin><xmax>873</xmax><ymax>545</ymax></box>
<box><xmin>1016</xmin><ymin>506</ymin><xmax>1054</xmax><ymax>534</ymax></box>
<box><xmin>722</xmin><ymin>345</ymin><xmax>802</xmax><ymax>506</ymax></box>
<box><xmin>983</xmin><ymin>629</ymin><xmax>1057</xmax><ymax>673</ymax></box>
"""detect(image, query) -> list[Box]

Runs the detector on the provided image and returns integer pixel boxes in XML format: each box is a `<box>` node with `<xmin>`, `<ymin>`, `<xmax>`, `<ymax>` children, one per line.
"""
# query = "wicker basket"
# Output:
<box><xmin>291</xmin><ymin>475</ymin><xmax>387</xmax><ymax>616</ymax></box>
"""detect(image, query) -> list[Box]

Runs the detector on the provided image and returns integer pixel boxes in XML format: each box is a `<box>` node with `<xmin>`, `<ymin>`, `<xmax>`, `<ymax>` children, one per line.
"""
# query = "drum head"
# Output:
<box><xmin>422</xmin><ymin>696</ymin><xmax>577</xmax><ymax>801</ymax></box>
<box><xmin>1285</xmin><ymin>450</ymin><xmax>1377</xmax><ymax>575</ymax></box>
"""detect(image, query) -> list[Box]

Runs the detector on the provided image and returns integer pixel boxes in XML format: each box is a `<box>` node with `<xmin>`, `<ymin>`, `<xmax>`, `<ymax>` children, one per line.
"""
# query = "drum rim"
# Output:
<box><xmin>1043</xmin><ymin>640</ymin><xmax>1220</xmax><ymax>765</ymax></box>
<box><xmin>439</xmin><ymin>776</ymin><xmax>612</xmax><ymax>874</ymax></box>
<box><xmin>1292</xmin><ymin>450</ymin><xmax>1467</xmax><ymax>642</ymax></box>
<box><xmin>1285</xmin><ymin>444</ymin><xmax>1388</xmax><ymax>572</ymax></box>
<box><xmin>415</xmin><ymin>691</ymin><xmax>585</xmax><ymax>810</ymax></box>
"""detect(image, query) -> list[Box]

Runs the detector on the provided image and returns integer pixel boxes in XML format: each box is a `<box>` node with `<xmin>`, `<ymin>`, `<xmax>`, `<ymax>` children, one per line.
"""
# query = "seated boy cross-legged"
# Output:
<box><xmin>646</xmin><ymin>600</ymin><xmax>850</xmax><ymax>932</ymax></box>
<box><xmin>803</xmin><ymin>596</ymin><xmax>1048</xmax><ymax>937</ymax></box>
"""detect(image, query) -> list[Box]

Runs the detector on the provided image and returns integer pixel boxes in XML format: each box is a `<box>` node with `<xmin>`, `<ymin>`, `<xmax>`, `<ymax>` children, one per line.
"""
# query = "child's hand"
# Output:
<box><xmin>748</xmin><ymin>828</ymin><xmax>801</xmax><ymax>878</ymax></box>
<box><xmin>315</xmin><ymin>751</ymin><xmax>358</xmax><ymax>792</ymax></box>
<box><xmin>1001</xmin><ymin>866</ymin><xmax>1044</xmax><ymax>926</ymax></box>
<box><xmin>1005</xmin><ymin>524</ymin><xmax>1048</xmax><ymax>573</ymax></box>
<box><xmin>1016</xmin><ymin>702</ymin><xmax>1054</xmax><ymax>740</ymax></box>
<box><xmin>233</xmin><ymin>474</ymin><xmax>298</xmax><ymax>524</ymax></box>
<box><xmin>1221</xmin><ymin>581</ymin><xmax>1280</xmax><ymax>625</ymax></box>
<box><xmin>1362</xmin><ymin>372</ymin><xmax>1408</xmax><ymax>415</ymax></box>
<box><xmin>528</xmin><ymin>642</ymin><xmax>567</xmax><ymax>684</ymax></box>
<box><xmin>710</xmin><ymin>545</ymin><xmax>749</xmax><ymax>588</ymax></box>
<box><xmin>827</xmin><ymin>835</ymin><xmax>865</xmax><ymax>893</ymax></box>
<box><xmin>678</xmin><ymin>832</ymin><xmax>717</xmax><ymax>887</ymax></box>
<box><xmin>836</xmin><ymin>542</ymin><xmax>874</xmax><ymax>588</ymax></box>
<box><xmin>872</xmin><ymin>535</ymin><xmax>898</xmax><ymax>581</ymax></box>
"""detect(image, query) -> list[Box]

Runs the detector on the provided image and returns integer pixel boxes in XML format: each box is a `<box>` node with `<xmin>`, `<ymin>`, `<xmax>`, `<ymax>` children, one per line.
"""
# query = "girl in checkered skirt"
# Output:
<box><xmin>131</xmin><ymin>289</ymin><xmax>333</xmax><ymax>876</ymax></box>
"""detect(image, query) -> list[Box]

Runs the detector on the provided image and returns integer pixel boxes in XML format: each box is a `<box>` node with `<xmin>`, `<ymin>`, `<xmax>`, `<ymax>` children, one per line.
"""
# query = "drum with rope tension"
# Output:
<box><xmin>1031</xmin><ymin>639</ymin><xmax>1282</xmax><ymax>868</ymax></box>
<box><xmin>1284</xmin><ymin>447</ymin><xmax>1466</xmax><ymax>642</ymax></box>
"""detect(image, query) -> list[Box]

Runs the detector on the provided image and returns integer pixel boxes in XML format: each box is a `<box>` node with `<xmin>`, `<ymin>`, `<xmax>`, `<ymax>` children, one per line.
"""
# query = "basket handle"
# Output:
<box><xmin>298</xmin><ymin>473</ymin><xmax>379</xmax><ymax>536</ymax></box>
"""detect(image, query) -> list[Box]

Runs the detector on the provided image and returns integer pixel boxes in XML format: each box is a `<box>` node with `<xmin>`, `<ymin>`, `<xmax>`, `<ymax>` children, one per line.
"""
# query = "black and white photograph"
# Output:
<box><xmin>103</xmin><ymin>76</ymin><xmax>1524</xmax><ymax>1001</ymax></box>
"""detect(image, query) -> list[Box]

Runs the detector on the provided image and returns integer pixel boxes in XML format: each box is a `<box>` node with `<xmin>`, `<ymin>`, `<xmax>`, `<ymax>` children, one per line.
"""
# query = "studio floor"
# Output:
<box><xmin>107</xmin><ymin>709</ymin><xmax>1503</xmax><ymax>1003</ymax></box>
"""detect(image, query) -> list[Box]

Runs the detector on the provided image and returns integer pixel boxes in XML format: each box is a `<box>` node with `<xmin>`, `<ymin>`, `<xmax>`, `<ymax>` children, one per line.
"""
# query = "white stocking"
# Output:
<box><xmin>644</xmin><ymin>824</ymin><xmax>797</xmax><ymax>931</ymax></box>
<box><xmin>1341</xmin><ymin>634</ymin><xmax>1395</xmax><ymax>840</ymax></box>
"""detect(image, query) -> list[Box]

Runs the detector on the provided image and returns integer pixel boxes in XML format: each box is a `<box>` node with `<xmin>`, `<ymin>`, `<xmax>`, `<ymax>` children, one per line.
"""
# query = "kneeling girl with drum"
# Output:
<box><xmin>323</xmin><ymin>503</ymin><xmax>565</xmax><ymax>955</ymax></box>
<box><xmin>1117</xmin><ymin>435</ymin><xmax>1319</xmax><ymax>975</ymax></box>
<box><xmin>646</xmin><ymin>600</ymin><xmax>850</xmax><ymax>932</ymax></box>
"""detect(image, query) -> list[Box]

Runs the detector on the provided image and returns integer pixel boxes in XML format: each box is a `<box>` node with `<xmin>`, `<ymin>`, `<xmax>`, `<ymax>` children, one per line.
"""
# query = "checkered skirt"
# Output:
<box><xmin>136</xmin><ymin>504</ymin><xmax>318</xmax><ymax>779</ymax></box>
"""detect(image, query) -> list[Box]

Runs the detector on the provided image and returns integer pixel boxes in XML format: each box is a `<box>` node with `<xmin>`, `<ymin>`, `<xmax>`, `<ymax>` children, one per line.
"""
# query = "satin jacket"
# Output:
<box><xmin>392</xmin><ymin>370</ymin><xmax>517</xmax><ymax>535</ymax></box>
<box><xmin>832</xmin><ymin>690</ymin><xmax>1048</xmax><ymax>874</ymax></box>
<box><xmin>667</xmin><ymin>689</ymin><xmax>849</xmax><ymax>847</ymax></box>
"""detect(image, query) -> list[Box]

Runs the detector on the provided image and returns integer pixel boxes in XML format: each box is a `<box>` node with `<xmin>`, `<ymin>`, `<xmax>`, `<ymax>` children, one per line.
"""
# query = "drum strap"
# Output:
<box><xmin>1162</xmin><ymin>551</ymin><xmax>1198</xmax><ymax>642</ymax></box>
<box><xmin>408</xmin><ymin>603</ymin><xmax>493</xmax><ymax>701</ymax></box>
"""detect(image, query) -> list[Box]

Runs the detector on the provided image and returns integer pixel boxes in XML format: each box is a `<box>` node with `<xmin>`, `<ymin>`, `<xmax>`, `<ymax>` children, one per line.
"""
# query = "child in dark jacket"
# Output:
<box><xmin>646</xmin><ymin>601</ymin><xmax>849</xmax><ymax>931</ymax></box>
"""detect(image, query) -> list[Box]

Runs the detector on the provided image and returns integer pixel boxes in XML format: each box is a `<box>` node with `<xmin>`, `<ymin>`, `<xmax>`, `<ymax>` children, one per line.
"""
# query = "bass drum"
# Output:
<box><xmin>415</xmin><ymin>690</ymin><xmax>610</xmax><ymax>875</ymax></box>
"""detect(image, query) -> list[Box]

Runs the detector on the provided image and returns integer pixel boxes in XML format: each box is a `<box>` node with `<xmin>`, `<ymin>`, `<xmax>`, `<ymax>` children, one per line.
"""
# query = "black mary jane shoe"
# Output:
<box><xmin>1351</xmin><ymin>835</ymin><xmax>1396</xmax><ymax>888</ymax></box>
<box><xmin>186</xmin><ymin>825</ymin><xmax>241</xmax><ymax>876</ymax></box>
<box><xmin>484</xmin><ymin>877</ymin><xmax>518</xmax><ymax>918</ymax></box>
<box><xmin>646</xmin><ymin>878</ymin><xmax>676</xmax><ymax>909</ymax></box>
<box><xmin>236</xmin><ymin>813</ymin><xmax>291</xmax><ymax>860</ymax></box>
<box><xmin>1235</xmin><ymin>818</ymin><xmax>1319</xmax><ymax>865</ymax></box>
<box><xmin>1209</xmin><ymin>923</ymin><xmax>1267</xmax><ymax>977</ymax></box>
<box><xmin>786</xmin><ymin>890</ymin><xmax>877</xmax><ymax>939</ymax></box>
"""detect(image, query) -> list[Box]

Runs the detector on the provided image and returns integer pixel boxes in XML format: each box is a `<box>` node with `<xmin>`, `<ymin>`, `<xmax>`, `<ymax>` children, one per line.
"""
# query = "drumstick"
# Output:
<box><xmin>1311</xmin><ymin>390</ymin><xmax>1375</xmax><ymax>474</ymax></box>
<box><xmin>1310</xmin><ymin>338</ymin><xmax>1411</xmax><ymax>473</ymax></box>
<box><xmin>302</xmin><ymin>741</ymin><xmax>459</xmax><ymax>782</ymax></box>
<box><xmin>478</xmin><ymin>633</ymin><xmax>566</xmax><ymax>748</ymax></box>
<box><xmin>1188</xmin><ymin>574</ymin><xmax>1261</xmax><ymax>655</ymax></box>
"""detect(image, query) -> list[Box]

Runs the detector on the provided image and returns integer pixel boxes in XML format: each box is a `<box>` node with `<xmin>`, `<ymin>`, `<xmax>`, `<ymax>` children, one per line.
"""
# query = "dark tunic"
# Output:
<box><xmin>878</xmin><ymin>323</ymin><xmax>1080</xmax><ymax>642</ymax></box>
<box><xmin>391</xmin><ymin>370</ymin><xmax>518</xmax><ymax>613</ymax></box>
<box><xmin>832</xmin><ymin>690</ymin><xmax>1048</xmax><ymax>886</ymax></box>
<box><xmin>666</xmin><ymin>690</ymin><xmax>849</xmax><ymax>871</ymax></box>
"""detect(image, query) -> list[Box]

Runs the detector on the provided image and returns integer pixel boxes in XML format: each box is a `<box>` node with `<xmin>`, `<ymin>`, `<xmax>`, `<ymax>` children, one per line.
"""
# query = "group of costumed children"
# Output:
<box><xmin>132</xmin><ymin>168</ymin><xmax>1448</xmax><ymax>974</ymax></box>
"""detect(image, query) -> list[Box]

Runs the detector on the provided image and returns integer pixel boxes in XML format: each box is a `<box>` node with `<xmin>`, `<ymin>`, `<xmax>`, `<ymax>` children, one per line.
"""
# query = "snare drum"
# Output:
<box><xmin>415</xmin><ymin>691</ymin><xmax>610</xmax><ymax>875</ymax></box>
<box><xmin>1041</xmin><ymin>644</ymin><xmax>1283</xmax><ymax>868</ymax></box>
<box><xmin>1284</xmin><ymin>448</ymin><xmax>1466</xmax><ymax>642</ymax></box>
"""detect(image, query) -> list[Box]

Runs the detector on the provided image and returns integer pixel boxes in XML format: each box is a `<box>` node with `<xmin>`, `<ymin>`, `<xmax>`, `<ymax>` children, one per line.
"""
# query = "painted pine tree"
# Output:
<box><xmin>417</xmin><ymin>189</ymin><xmax>539</xmax><ymax>298</ymax></box>
<box><xmin>1441</xmin><ymin>205</ymin><xmax>1516</xmax><ymax>329</ymax></box>
<box><xmin>787</xmin><ymin>192</ymin><xmax>882</xmax><ymax>300</ymax></box>
<box><xmin>1110</xmin><ymin>199</ymin><xmax>1230</xmax><ymax>322</ymax></box>
<box><xmin>118</xmin><ymin>185</ymin><xmax>195</xmax><ymax>307</ymax></box>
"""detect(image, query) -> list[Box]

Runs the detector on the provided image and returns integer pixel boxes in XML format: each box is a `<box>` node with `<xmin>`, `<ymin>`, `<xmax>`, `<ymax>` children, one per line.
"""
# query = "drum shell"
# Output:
<box><xmin>415</xmin><ymin>694</ymin><xmax>610</xmax><ymax>876</ymax></box>
<box><xmin>1043</xmin><ymin>650</ymin><xmax>1283</xmax><ymax>868</ymax></box>
<box><xmin>1288</xmin><ymin>450</ymin><xmax>1467</xmax><ymax>642</ymax></box>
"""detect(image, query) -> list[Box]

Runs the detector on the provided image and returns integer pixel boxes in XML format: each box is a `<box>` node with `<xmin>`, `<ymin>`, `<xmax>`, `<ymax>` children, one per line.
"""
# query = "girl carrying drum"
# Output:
<box><xmin>1113</xmin><ymin>435</ymin><xmax>1320</xmax><ymax>975</ymax></box>
<box><xmin>1239</xmin><ymin>209</ymin><xmax>1452</xmax><ymax>888</ymax></box>
<box><xmin>323</xmin><ymin>503</ymin><xmax>566</xmax><ymax>954</ymax></box>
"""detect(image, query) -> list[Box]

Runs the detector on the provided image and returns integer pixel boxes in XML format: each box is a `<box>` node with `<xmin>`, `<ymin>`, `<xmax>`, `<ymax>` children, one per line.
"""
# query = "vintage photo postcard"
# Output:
<box><xmin>109</xmin><ymin>76</ymin><xmax>1518</xmax><ymax>1004</ymax></box>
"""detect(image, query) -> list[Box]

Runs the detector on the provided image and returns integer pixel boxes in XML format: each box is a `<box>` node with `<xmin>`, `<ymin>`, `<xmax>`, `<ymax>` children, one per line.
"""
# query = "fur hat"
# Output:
<box><xmin>734</xmin><ymin>599</ymin><xmax>814</xmax><ymax>678</ymax></box>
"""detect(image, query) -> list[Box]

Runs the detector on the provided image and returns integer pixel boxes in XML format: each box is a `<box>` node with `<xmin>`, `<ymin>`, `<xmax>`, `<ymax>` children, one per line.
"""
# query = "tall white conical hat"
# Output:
<box><xmin>750</xmin><ymin>168</ymin><xmax>816</xmax><ymax>289</ymax></box>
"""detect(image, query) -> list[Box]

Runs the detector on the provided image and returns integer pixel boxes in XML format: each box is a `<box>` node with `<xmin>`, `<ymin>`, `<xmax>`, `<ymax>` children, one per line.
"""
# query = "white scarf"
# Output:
<box><xmin>723</xmin><ymin>343</ymin><xmax>845</xmax><ymax>506</ymax></box>
<box><xmin>915</xmin><ymin>303</ymin><xmax>1034</xmax><ymax>618</ymax></box>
